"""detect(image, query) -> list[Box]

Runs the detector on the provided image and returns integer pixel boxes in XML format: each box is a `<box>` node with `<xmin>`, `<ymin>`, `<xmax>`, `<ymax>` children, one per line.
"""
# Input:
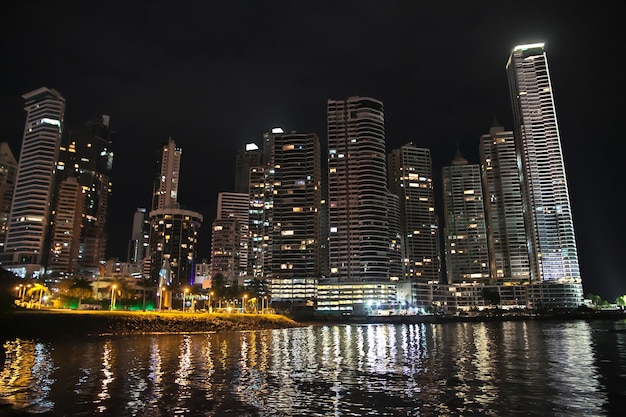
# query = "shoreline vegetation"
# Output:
<box><xmin>0</xmin><ymin>309</ymin><xmax>305</xmax><ymax>338</ymax></box>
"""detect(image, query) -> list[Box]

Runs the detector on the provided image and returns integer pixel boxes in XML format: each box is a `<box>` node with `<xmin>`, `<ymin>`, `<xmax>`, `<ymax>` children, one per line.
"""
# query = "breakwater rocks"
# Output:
<box><xmin>0</xmin><ymin>309</ymin><xmax>304</xmax><ymax>338</ymax></box>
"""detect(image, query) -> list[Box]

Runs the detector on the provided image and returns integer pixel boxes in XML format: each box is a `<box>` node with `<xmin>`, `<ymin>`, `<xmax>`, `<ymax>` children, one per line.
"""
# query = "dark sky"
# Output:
<box><xmin>1</xmin><ymin>1</ymin><xmax>622</xmax><ymax>300</ymax></box>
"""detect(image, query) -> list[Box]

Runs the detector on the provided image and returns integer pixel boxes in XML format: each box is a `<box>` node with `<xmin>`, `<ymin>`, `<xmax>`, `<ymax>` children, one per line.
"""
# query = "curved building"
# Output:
<box><xmin>3</xmin><ymin>87</ymin><xmax>65</xmax><ymax>270</ymax></box>
<box><xmin>320</xmin><ymin>97</ymin><xmax>396</xmax><ymax>314</ymax></box>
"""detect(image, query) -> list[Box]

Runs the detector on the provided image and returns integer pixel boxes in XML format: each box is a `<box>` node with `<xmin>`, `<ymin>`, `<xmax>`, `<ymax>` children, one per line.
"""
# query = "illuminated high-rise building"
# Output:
<box><xmin>318</xmin><ymin>97</ymin><xmax>397</xmax><ymax>314</ymax></box>
<box><xmin>147</xmin><ymin>139</ymin><xmax>202</xmax><ymax>286</ymax></box>
<box><xmin>128</xmin><ymin>207</ymin><xmax>150</xmax><ymax>263</ymax></box>
<box><xmin>268</xmin><ymin>131</ymin><xmax>321</xmax><ymax>293</ymax></box>
<box><xmin>0</xmin><ymin>143</ymin><xmax>18</xmax><ymax>252</ymax></box>
<box><xmin>148</xmin><ymin>208</ymin><xmax>203</xmax><ymax>286</ymax></box>
<box><xmin>234</xmin><ymin>143</ymin><xmax>263</xmax><ymax>194</ymax></box>
<box><xmin>387</xmin><ymin>143</ymin><xmax>441</xmax><ymax>282</ymax></box>
<box><xmin>152</xmin><ymin>137</ymin><xmax>181</xmax><ymax>211</ymax></box>
<box><xmin>442</xmin><ymin>148</ymin><xmax>490</xmax><ymax>284</ymax></box>
<box><xmin>3</xmin><ymin>87</ymin><xmax>65</xmax><ymax>274</ymax></box>
<box><xmin>387</xmin><ymin>143</ymin><xmax>441</xmax><ymax>307</ymax></box>
<box><xmin>479</xmin><ymin>121</ymin><xmax>531</xmax><ymax>284</ymax></box>
<box><xmin>209</xmin><ymin>191</ymin><xmax>249</xmax><ymax>282</ymax></box>
<box><xmin>56</xmin><ymin>115</ymin><xmax>114</xmax><ymax>274</ymax></box>
<box><xmin>48</xmin><ymin>177</ymin><xmax>83</xmax><ymax>274</ymax></box>
<box><xmin>506</xmin><ymin>43</ymin><xmax>581</xmax><ymax>284</ymax></box>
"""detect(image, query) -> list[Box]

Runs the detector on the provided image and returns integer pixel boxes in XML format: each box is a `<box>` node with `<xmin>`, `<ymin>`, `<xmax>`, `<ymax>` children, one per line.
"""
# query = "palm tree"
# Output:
<box><xmin>106</xmin><ymin>278</ymin><xmax>132</xmax><ymax>310</ymax></box>
<box><xmin>26</xmin><ymin>282</ymin><xmax>50</xmax><ymax>308</ymax></box>
<box><xmin>68</xmin><ymin>278</ymin><xmax>94</xmax><ymax>309</ymax></box>
<box><xmin>135</xmin><ymin>277</ymin><xmax>155</xmax><ymax>311</ymax></box>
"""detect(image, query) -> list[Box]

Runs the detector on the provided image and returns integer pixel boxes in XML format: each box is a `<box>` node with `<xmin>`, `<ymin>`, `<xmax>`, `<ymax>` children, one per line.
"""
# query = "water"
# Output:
<box><xmin>1</xmin><ymin>319</ymin><xmax>625</xmax><ymax>416</ymax></box>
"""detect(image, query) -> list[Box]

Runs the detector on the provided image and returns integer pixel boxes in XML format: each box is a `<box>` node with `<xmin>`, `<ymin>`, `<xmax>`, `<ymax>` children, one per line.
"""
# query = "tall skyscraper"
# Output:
<box><xmin>147</xmin><ymin>138</ymin><xmax>202</xmax><ymax>286</ymax></box>
<box><xmin>319</xmin><ymin>96</ymin><xmax>396</xmax><ymax>314</ymax></box>
<box><xmin>268</xmin><ymin>131</ymin><xmax>322</xmax><ymax>280</ymax></box>
<box><xmin>247</xmin><ymin>165</ymin><xmax>271</xmax><ymax>278</ymax></box>
<box><xmin>442</xmin><ymin>148</ymin><xmax>490</xmax><ymax>284</ymax></box>
<box><xmin>3</xmin><ymin>87</ymin><xmax>65</xmax><ymax>273</ymax></box>
<box><xmin>387</xmin><ymin>143</ymin><xmax>441</xmax><ymax>308</ymax></box>
<box><xmin>209</xmin><ymin>191</ymin><xmax>249</xmax><ymax>281</ymax></box>
<box><xmin>0</xmin><ymin>143</ymin><xmax>18</xmax><ymax>252</ymax></box>
<box><xmin>56</xmin><ymin>115</ymin><xmax>114</xmax><ymax>274</ymax></box>
<box><xmin>128</xmin><ymin>207</ymin><xmax>150</xmax><ymax>263</ymax></box>
<box><xmin>479</xmin><ymin>121</ymin><xmax>531</xmax><ymax>284</ymax></box>
<box><xmin>506</xmin><ymin>43</ymin><xmax>581</xmax><ymax>283</ymax></box>
<box><xmin>234</xmin><ymin>143</ymin><xmax>263</xmax><ymax>194</ymax></box>
<box><xmin>152</xmin><ymin>137</ymin><xmax>181</xmax><ymax>211</ymax></box>
<box><xmin>387</xmin><ymin>143</ymin><xmax>441</xmax><ymax>284</ymax></box>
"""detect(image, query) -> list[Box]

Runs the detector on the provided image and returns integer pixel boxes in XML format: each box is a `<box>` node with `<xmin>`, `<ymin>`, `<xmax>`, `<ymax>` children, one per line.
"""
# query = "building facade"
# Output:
<box><xmin>56</xmin><ymin>115</ymin><xmax>114</xmax><ymax>275</ymax></box>
<box><xmin>507</xmin><ymin>43</ymin><xmax>581</xmax><ymax>284</ymax></box>
<box><xmin>152</xmin><ymin>137</ymin><xmax>181</xmax><ymax>211</ymax></box>
<box><xmin>3</xmin><ymin>87</ymin><xmax>66</xmax><ymax>273</ymax></box>
<box><xmin>479</xmin><ymin>121</ymin><xmax>531</xmax><ymax>284</ymax></box>
<box><xmin>387</xmin><ymin>143</ymin><xmax>441</xmax><ymax>287</ymax></box>
<box><xmin>0</xmin><ymin>143</ymin><xmax>18</xmax><ymax>252</ymax></box>
<box><xmin>267</xmin><ymin>131</ymin><xmax>322</xmax><ymax>301</ymax></box>
<box><xmin>320</xmin><ymin>96</ymin><xmax>396</xmax><ymax>314</ymax></box>
<box><xmin>48</xmin><ymin>177</ymin><xmax>84</xmax><ymax>274</ymax></box>
<box><xmin>128</xmin><ymin>207</ymin><xmax>150</xmax><ymax>264</ymax></box>
<box><xmin>442</xmin><ymin>148</ymin><xmax>490</xmax><ymax>284</ymax></box>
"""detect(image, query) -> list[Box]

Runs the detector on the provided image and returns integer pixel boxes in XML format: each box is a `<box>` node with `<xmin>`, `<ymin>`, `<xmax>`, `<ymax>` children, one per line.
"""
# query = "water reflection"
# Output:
<box><xmin>1</xmin><ymin>320</ymin><xmax>624</xmax><ymax>416</ymax></box>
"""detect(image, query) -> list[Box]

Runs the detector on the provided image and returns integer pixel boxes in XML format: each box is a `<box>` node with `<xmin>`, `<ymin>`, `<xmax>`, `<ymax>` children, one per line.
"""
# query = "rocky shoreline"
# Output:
<box><xmin>0</xmin><ymin>309</ymin><xmax>304</xmax><ymax>338</ymax></box>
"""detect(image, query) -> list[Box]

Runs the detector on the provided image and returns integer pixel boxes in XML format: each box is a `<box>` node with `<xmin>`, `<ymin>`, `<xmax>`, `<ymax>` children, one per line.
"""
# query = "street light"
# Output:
<box><xmin>183</xmin><ymin>288</ymin><xmax>189</xmax><ymax>312</ymax></box>
<box><xmin>243</xmin><ymin>294</ymin><xmax>248</xmax><ymax>313</ymax></box>
<box><xmin>110</xmin><ymin>284</ymin><xmax>117</xmax><ymax>311</ymax></box>
<box><xmin>209</xmin><ymin>291</ymin><xmax>213</xmax><ymax>313</ymax></box>
<box><xmin>158</xmin><ymin>286</ymin><xmax>164</xmax><ymax>311</ymax></box>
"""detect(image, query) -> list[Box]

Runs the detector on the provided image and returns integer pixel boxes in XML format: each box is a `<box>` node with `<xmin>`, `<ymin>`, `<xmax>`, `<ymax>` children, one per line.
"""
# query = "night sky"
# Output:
<box><xmin>1</xmin><ymin>2</ymin><xmax>622</xmax><ymax>300</ymax></box>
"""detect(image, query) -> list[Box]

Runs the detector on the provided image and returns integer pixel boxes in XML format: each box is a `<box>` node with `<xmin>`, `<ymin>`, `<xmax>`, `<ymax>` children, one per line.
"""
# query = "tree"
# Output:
<box><xmin>0</xmin><ymin>267</ymin><xmax>21</xmax><ymax>312</ymax></box>
<box><xmin>26</xmin><ymin>282</ymin><xmax>51</xmax><ymax>308</ymax></box>
<box><xmin>106</xmin><ymin>278</ymin><xmax>133</xmax><ymax>310</ymax></box>
<box><xmin>482</xmin><ymin>288</ymin><xmax>501</xmax><ymax>306</ymax></box>
<box><xmin>616</xmin><ymin>295</ymin><xmax>626</xmax><ymax>308</ymax></box>
<box><xmin>585</xmin><ymin>293</ymin><xmax>603</xmax><ymax>308</ymax></box>
<box><xmin>135</xmin><ymin>277</ymin><xmax>156</xmax><ymax>311</ymax></box>
<box><xmin>68</xmin><ymin>278</ymin><xmax>94</xmax><ymax>309</ymax></box>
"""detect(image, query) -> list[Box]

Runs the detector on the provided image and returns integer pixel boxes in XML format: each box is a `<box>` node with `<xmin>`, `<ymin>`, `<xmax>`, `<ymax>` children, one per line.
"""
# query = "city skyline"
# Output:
<box><xmin>0</xmin><ymin>2</ymin><xmax>621</xmax><ymax>300</ymax></box>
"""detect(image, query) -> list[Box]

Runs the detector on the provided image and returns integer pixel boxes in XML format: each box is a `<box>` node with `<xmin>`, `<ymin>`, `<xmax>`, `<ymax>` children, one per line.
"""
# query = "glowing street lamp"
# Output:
<box><xmin>183</xmin><ymin>288</ymin><xmax>189</xmax><ymax>312</ymax></box>
<box><xmin>209</xmin><ymin>291</ymin><xmax>214</xmax><ymax>313</ymax></box>
<box><xmin>243</xmin><ymin>294</ymin><xmax>248</xmax><ymax>313</ymax></box>
<box><xmin>110</xmin><ymin>284</ymin><xmax>117</xmax><ymax>311</ymax></box>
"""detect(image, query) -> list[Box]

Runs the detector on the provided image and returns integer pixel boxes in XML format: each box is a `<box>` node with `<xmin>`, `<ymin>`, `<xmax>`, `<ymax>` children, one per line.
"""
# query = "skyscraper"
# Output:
<box><xmin>234</xmin><ymin>143</ymin><xmax>263</xmax><ymax>194</ymax></box>
<box><xmin>152</xmin><ymin>137</ymin><xmax>181</xmax><ymax>211</ymax></box>
<box><xmin>319</xmin><ymin>97</ymin><xmax>396</xmax><ymax>314</ymax></box>
<box><xmin>387</xmin><ymin>143</ymin><xmax>441</xmax><ymax>284</ymax></box>
<box><xmin>0</xmin><ymin>143</ymin><xmax>18</xmax><ymax>252</ymax></box>
<box><xmin>479</xmin><ymin>121</ymin><xmax>531</xmax><ymax>284</ymax></box>
<box><xmin>128</xmin><ymin>207</ymin><xmax>150</xmax><ymax>263</ymax></box>
<box><xmin>209</xmin><ymin>191</ymin><xmax>249</xmax><ymax>281</ymax></box>
<box><xmin>442</xmin><ymin>148</ymin><xmax>490</xmax><ymax>284</ymax></box>
<box><xmin>48</xmin><ymin>177</ymin><xmax>83</xmax><ymax>274</ymax></box>
<box><xmin>388</xmin><ymin>143</ymin><xmax>441</xmax><ymax>307</ymax></box>
<box><xmin>56</xmin><ymin>115</ymin><xmax>114</xmax><ymax>274</ymax></box>
<box><xmin>3</xmin><ymin>87</ymin><xmax>65</xmax><ymax>274</ymax></box>
<box><xmin>506</xmin><ymin>43</ymin><xmax>581</xmax><ymax>283</ymax></box>
<box><xmin>147</xmin><ymin>138</ymin><xmax>202</xmax><ymax>286</ymax></box>
<box><xmin>268</xmin><ymin>131</ymin><xmax>321</xmax><ymax>280</ymax></box>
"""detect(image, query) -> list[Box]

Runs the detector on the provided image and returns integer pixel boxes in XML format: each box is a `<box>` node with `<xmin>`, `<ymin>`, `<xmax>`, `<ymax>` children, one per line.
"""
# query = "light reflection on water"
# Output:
<box><xmin>1</xmin><ymin>320</ymin><xmax>625</xmax><ymax>416</ymax></box>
